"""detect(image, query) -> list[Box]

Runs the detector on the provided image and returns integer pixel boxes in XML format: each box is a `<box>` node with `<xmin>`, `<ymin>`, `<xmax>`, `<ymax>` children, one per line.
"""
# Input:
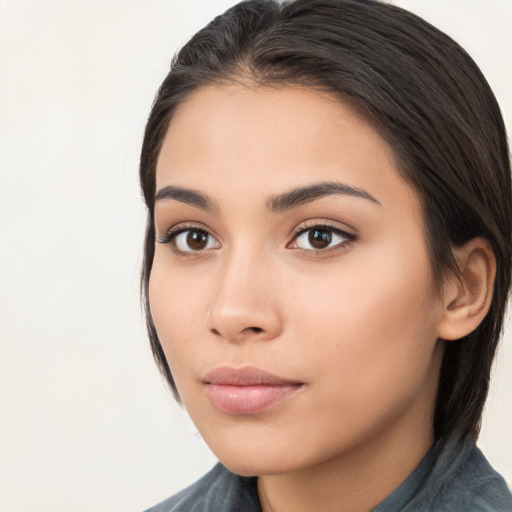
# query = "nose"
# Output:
<box><xmin>205</xmin><ymin>249</ymin><xmax>283</xmax><ymax>344</ymax></box>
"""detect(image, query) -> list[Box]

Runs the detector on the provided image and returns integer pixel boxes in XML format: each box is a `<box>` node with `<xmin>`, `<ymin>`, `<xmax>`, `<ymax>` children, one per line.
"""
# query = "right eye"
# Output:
<box><xmin>159</xmin><ymin>228</ymin><xmax>221</xmax><ymax>254</ymax></box>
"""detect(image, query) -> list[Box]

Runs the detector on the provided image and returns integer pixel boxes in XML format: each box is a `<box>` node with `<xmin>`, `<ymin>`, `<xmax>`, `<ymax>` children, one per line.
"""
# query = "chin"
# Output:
<box><xmin>205</xmin><ymin>433</ymin><xmax>325</xmax><ymax>478</ymax></box>
<box><xmin>219</xmin><ymin>454</ymin><xmax>296</xmax><ymax>478</ymax></box>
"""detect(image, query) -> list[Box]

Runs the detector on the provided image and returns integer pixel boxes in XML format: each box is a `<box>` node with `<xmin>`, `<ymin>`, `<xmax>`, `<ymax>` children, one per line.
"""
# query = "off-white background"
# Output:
<box><xmin>0</xmin><ymin>1</ymin><xmax>510</xmax><ymax>511</ymax></box>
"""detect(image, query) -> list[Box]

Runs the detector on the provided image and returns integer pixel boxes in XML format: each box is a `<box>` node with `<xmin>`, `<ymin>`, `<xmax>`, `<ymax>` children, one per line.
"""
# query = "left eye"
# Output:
<box><xmin>291</xmin><ymin>226</ymin><xmax>353</xmax><ymax>251</ymax></box>
<box><xmin>172</xmin><ymin>229</ymin><xmax>220</xmax><ymax>252</ymax></box>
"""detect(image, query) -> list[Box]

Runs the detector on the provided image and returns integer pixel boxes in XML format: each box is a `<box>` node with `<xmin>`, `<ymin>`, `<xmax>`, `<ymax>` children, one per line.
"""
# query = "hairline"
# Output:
<box><xmin>153</xmin><ymin>73</ymin><xmax>455</xmax><ymax>290</ymax></box>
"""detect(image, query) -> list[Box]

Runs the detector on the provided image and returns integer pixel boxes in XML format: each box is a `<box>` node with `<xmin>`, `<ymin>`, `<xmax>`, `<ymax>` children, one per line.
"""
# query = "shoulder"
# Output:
<box><xmin>427</xmin><ymin>439</ymin><xmax>512</xmax><ymax>512</ymax></box>
<box><xmin>143</xmin><ymin>464</ymin><xmax>225</xmax><ymax>512</ymax></box>
<box><xmin>143</xmin><ymin>463</ymin><xmax>261</xmax><ymax>512</ymax></box>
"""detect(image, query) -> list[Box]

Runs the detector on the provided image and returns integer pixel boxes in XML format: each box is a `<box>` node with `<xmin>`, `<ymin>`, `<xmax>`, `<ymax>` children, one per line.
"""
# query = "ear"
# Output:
<box><xmin>437</xmin><ymin>238</ymin><xmax>496</xmax><ymax>341</ymax></box>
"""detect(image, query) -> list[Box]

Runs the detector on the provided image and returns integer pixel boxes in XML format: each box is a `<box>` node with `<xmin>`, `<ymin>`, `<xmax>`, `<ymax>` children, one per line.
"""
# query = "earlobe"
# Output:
<box><xmin>437</xmin><ymin>238</ymin><xmax>496</xmax><ymax>341</ymax></box>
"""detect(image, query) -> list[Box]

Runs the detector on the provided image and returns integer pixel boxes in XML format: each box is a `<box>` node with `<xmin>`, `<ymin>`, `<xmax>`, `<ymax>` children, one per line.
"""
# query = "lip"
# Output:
<box><xmin>202</xmin><ymin>366</ymin><xmax>303</xmax><ymax>415</ymax></box>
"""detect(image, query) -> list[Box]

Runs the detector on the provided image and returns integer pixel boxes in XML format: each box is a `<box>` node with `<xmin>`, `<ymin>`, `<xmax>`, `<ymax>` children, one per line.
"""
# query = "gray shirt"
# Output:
<box><xmin>145</xmin><ymin>436</ymin><xmax>512</xmax><ymax>511</ymax></box>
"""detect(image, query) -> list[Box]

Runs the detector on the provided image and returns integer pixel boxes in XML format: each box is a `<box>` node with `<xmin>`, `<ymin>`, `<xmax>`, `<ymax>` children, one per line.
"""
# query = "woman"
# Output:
<box><xmin>140</xmin><ymin>0</ymin><xmax>512</xmax><ymax>510</ymax></box>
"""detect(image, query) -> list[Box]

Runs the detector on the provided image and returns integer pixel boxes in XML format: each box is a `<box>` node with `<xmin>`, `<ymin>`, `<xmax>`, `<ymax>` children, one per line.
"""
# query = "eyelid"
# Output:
<box><xmin>291</xmin><ymin>219</ymin><xmax>356</xmax><ymax>238</ymax></box>
<box><xmin>157</xmin><ymin>222</ymin><xmax>221</xmax><ymax>257</ymax></box>
<box><xmin>156</xmin><ymin>219</ymin><xmax>355</xmax><ymax>255</ymax></box>
<box><xmin>287</xmin><ymin>220</ymin><xmax>357</xmax><ymax>252</ymax></box>
<box><xmin>157</xmin><ymin>222</ymin><xmax>214</xmax><ymax>243</ymax></box>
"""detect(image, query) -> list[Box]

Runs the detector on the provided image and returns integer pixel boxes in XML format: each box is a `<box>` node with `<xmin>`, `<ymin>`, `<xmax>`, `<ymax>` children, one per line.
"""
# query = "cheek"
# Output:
<box><xmin>289</xmin><ymin>243</ymin><xmax>442</xmax><ymax>401</ymax></box>
<box><xmin>148</xmin><ymin>256</ymin><xmax>209</xmax><ymax>373</ymax></box>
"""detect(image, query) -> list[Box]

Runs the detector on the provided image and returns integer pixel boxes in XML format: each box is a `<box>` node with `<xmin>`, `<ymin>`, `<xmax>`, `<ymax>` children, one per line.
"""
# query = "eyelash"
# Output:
<box><xmin>158</xmin><ymin>222</ymin><xmax>356</xmax><ymax>256</ymax></box>
<box><xmin>288</xmin><ymin>222</ymin><xmax>356</xmax><ymax>254</ymax></box>
<box><xmin>158</xmin><ymin>223</ymin><xmax>220</xmax><ymax>256</ymax></box>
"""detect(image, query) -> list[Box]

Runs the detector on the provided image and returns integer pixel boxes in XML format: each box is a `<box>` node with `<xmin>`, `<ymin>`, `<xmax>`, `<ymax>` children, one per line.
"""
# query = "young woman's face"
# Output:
<box><xmin>149</xmin><ymin>84</ymin><xmax>446</xmax><ymax>476</ymax></box>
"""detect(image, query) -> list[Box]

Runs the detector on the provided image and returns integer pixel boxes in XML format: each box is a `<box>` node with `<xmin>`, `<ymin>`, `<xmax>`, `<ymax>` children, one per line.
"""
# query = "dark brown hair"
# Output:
<box><xmin>139</xmin><ymin>0</ymin><xmax>511</xmax><ymax>440</ymax></box>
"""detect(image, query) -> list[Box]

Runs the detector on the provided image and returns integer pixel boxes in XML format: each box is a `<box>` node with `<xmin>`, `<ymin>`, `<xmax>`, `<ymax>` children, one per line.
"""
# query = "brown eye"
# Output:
<box><xmin>308</xmin><ymin>229</ymin><xmax>332</xmax><ymax>249</ymax></box>
<box><xmin>291</xmin><ymin>225</ymin><xmax>354</xmax><ymax>252</ymax></box>
<box><xmin>186</xmin><ymin>230</ymin><xmax>209</xmax><ymax>250</ymax></box>
<box><xmin>171</xmin><ymin>229</ymin><xmax>220</xmax><ymax>253</ymax></box>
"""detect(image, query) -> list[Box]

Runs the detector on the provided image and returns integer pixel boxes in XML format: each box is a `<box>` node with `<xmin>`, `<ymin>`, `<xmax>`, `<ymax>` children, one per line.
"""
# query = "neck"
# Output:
<box><xmin>257</xmin><ymin>404</ymin><xmax>435</xmax><ymax>512</ymax></box>
<box><xmin>257</xmin><ymin>339</ymin><xmax>444</xmax><ymax>512</ymax></box>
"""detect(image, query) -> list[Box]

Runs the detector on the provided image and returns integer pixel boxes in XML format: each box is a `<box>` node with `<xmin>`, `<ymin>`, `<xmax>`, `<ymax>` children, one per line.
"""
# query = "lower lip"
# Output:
<box><xmin>205</xmin><ymin>383</ymin><xmax>301</xmax><ymax>415</ymax></box>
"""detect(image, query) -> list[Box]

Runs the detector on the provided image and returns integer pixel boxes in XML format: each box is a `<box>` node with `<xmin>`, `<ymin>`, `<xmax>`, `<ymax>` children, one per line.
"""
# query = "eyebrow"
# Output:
<box><xmin>154</xmin><ymin>185</ymin><xmax>218</xmax><ymax>213</ymax></box>
<box><xmin>154</xmin><ymin>181</ymin><xmax>380</xmax><ymax>214</ymax></box>
<box><xmin>267</xmin><ymin>182</ymin><xmax>381</xmax><ymax>212</ymax></box>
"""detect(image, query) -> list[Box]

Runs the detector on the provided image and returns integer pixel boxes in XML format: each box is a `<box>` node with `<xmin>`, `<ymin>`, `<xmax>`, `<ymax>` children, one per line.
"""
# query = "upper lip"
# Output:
<box><xmin>202</xmin><ymin>366</ymin><xmax>302</xmax><ymax>386</ymax></box>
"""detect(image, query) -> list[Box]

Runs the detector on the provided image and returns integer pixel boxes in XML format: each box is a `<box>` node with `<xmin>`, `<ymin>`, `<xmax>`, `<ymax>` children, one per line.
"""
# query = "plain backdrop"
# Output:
<box><xmin>0</xmin><ymin>1</ymin><xmax>510</xmax><ymax>510</ymax></box>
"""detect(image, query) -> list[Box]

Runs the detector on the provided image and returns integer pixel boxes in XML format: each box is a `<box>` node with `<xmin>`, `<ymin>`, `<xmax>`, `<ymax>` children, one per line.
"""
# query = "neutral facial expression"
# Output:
<box><xmin>149</xmin><ymin>84</ymin><xmax>445</xmax><ymax>476</ymax></box>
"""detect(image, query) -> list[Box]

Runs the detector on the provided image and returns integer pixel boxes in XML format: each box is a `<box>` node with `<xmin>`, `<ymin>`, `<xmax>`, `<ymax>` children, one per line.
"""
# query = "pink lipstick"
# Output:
<box><xmin>203</xmin><ymin>366</ymin><xmax>303</xmax><ymax>415</ymax></box>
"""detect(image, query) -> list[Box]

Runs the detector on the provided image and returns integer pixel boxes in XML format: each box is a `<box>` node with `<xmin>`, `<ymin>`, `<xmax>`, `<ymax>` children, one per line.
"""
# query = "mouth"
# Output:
<box><xmin>202</xmin><ymin>366</ymin><xmax>304</xmax><ymax>415</ymax></box>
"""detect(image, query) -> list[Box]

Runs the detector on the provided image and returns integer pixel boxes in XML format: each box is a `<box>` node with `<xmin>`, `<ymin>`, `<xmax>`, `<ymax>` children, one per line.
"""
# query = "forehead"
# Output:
<box><xmin>156</xmin><ymin>83</ymin><xmax>420</xmax><ymax>220</ymax></box>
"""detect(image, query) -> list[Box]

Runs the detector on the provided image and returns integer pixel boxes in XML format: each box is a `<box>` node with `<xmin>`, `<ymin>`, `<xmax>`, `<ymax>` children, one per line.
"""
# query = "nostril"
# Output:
<box><xmin>209</xmin><ymin>326</ymin><xmax>264</xmax><ymax>337</ymax></box>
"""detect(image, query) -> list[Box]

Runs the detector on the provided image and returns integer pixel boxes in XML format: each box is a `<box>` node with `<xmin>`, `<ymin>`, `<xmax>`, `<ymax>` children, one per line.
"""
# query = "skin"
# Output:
<box><xmin>149</xmin><ymin>84</ymin><xmax>449</xmax><ymax>512</ymax></box>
